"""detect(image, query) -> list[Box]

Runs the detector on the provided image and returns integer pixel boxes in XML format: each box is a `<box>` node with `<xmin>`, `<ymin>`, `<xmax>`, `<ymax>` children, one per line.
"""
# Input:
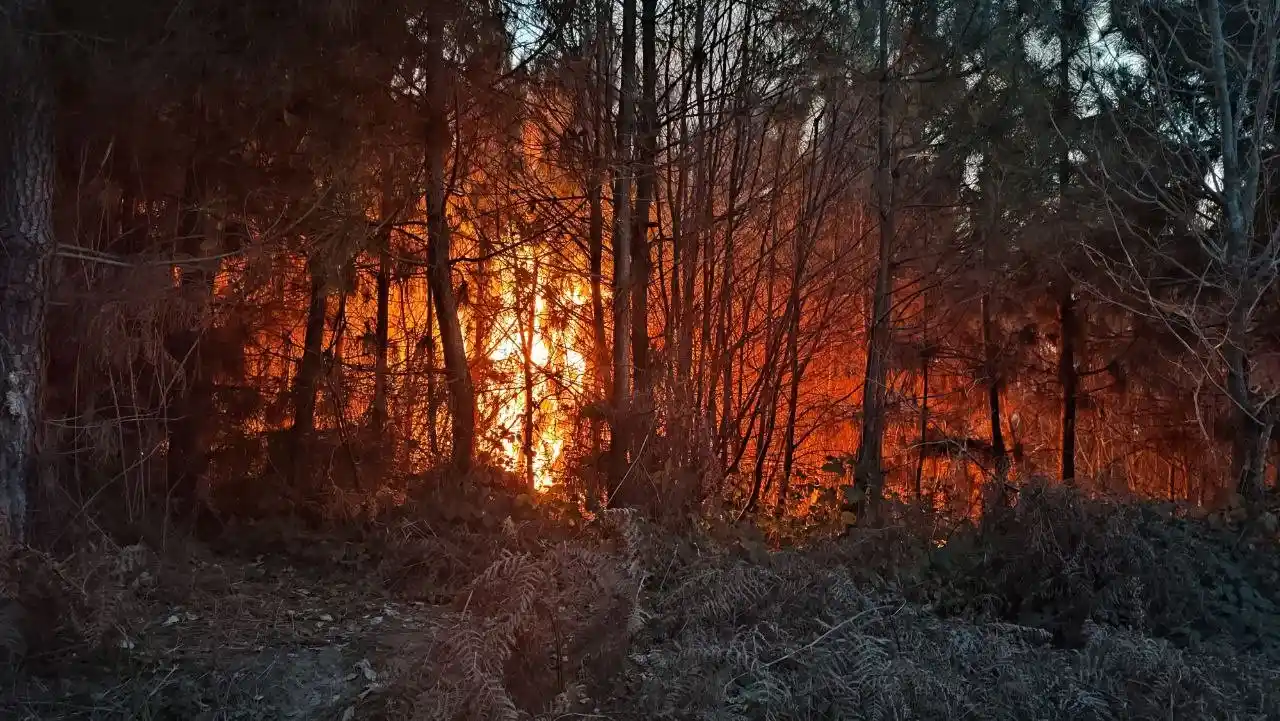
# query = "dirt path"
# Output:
<box><xmin>3</xmin><ymin>545</ymin><xmax>437</xmax><ymax>720</ymax></box>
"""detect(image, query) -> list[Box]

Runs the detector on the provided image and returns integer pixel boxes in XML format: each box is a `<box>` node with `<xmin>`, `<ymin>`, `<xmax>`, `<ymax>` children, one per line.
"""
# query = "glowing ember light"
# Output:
<box><xmin>483</xmin><ymin>251</ymin><xmax>590</xmax><ymax>492</ymax></box>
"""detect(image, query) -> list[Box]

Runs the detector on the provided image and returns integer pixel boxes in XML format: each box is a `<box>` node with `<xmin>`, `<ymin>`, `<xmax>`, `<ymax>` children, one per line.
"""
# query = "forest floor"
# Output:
<box><xmin>4</xmin><ymin>481</ymin><xmax>1280</xmax><ymax>720</ymax></box>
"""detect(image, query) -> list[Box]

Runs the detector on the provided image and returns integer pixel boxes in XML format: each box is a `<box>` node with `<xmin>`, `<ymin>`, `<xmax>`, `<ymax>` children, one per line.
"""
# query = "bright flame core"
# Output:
<box><xmin>484</xmin><ymin>253</ymin><xmax>588</xmax><ymax>491</ymax></box>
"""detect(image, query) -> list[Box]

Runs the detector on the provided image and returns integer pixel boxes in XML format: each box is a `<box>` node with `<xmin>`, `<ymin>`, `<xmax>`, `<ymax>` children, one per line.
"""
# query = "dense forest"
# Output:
<box><xmin>2</xmin><ymin>0</ymin><xmax>1280</xmax><ymax>718</ymax></box>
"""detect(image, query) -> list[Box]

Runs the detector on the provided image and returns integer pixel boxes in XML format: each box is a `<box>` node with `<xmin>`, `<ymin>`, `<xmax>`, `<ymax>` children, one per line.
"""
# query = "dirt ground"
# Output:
<box><xmin>4</xmin><ymin>493</ymin><xmax>1280</xmax><ymax>721</ymax></box>
<box><xmin>1</xmin><ymin>533</ymin><xmax>447</xmax><ymax>720</ymax></box>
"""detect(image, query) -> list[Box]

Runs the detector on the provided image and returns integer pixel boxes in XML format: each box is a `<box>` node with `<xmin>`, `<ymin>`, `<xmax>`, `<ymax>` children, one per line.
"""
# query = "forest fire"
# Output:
<box><xmin>224</xmin><ymin>239</ymin><xmax>589</xmax><ymax>493</ymax></box>
<box><xmin>3</xmin><ymin>0</ymin><xmax>1277</xmax><ymax>560</ymax></box>
<box><xmin>481</xmin><ymin>254</ymin><xmax>590</xmax><ymax>491</ymax></box>
<box><xmin>6</xmin><ymin>0</ymin><xmax>1280</xmax><ymax>718</ymax></box>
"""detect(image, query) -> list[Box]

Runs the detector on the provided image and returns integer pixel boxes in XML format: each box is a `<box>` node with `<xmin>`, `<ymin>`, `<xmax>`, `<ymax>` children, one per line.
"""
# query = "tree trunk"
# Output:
<box><xmin>982</xmin><ymin>293</ymin><xmax>1009</xmax><ymax>496</ymax></box>
<box><xmin>588</xmin><ymin>0</ymin><xmax>611</xmax><ymax>462</ymax></box>
<box><xmin>520</xmin><ymin>256</ymin><xmax>540</xmax><ymax>490</ymax></box>
<box><xmin>915</xmin><ymin>350</ymin><xmax>930</xmax><ymax>501</ymax></box>
<box><xmin>775</xmin><ymin>291</ymin><xmax>804</xmax><ymax>518</ymax></box>
<box><xmin>691</xmin><ymin>0</ymin><xmax>714</xmax><ymax>427</ymax></box>
<box><xmin>291</xmin><ymin>260</ymin><xmax>328</xmax><ymax>490</ymax></box>
<box><xmin>1227</xmin><ymin>343</ymin><xmax>1269</xmax><ymax>501</ymax></box>
<box><xmin>607</xmin><ymin>0</ymin><xmax>638</xmax><ymax>493</ymax></box>
<box><xmin>165</xmin><ymin>167</ymin><xmax>220</xmax><ymax>515</ymax></box>
<box><xmin>426</xmin><ymin>20</ymin><xmax>476</xmax><ymax>476</ymax></box>
<box><xmin>0</xmin><ymin>0</ymin><xmax>53</xmax><ymax>547</ymax></box>
<box><xmin>675</xmin><ymin>9</ymin><xmax>700</xmax><ymax>409</ymax></box>
<box><xmin>668</xmin><ymin>94</ymin><xmax>692</xmax><ymax>465</ymax></box>
<box><xmin>423</xmin><ymin>281</ymin><xmax>440</xmax><ymax>456</ymax></box>
<box><xmin>1058</xmin><ymin>287</ymin><xmax>1079</xmax><ymax>483</ymax></box>
<box><xmin>630</xmin><ymin>0</ymin><xmax>657</xmax><ymax>402</ymax></box>
<box><xmin>373</xmin><ymin>215</ymin><xmax>392</xmax><ymax>438</ymax></box>
<box><xmin>717</xmin><ymin>17</ymin><xmax>755</xmax><ymax>469</ymax></box>
<box><xmin>853</xmin><ymin>0</ymin><xmax>895</xmax><ymax>525</ymax></box>
<box><xmin>743</xmin><ymin>231</ymin><xmax>781</xmax><ymax>515</ymax></box>
<box><xmin>1057</xmin><ymin>0</ymin><xmax>1078</xmax><ymax>485</ymax></box>
<box><xmin>1204</xmin><ymin>0</ymin><xmax>1275</xmax><ymax>504</ymax></box>
<box><xmin>330</xmin><ymin>279</ymin><xmax>350</xmax><ymax>421</ymax></box>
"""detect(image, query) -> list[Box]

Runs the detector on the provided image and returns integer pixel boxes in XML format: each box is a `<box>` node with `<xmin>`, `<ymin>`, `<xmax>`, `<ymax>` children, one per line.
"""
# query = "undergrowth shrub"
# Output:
<box><xmin>384</xmin><ymin>508</ymin><xmax>650</xmax><ymax>720</ymax></box>
<box><xmin>610</xmin><ymin>525</ymin><xmax>1279</xmax><ymax>720</ymax></box>
<box><xmin>3</xmin><ymin>541</ymin><xmax>156</xmax><ymax>669</ymax></box>
<box><xmin>922</xmin><ymin>480</ymin><xmax>1280</xmax><ymax>656</ymax></box>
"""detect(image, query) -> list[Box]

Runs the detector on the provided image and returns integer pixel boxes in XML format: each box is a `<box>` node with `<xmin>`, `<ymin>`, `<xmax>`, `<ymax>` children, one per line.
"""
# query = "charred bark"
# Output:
<box><xmin>915</xmin><ymin>347</ymin><xmax>932</xmax><ymax>501</ymax></box>
<box><xmin>588</xmin><ymin>0</ymin><xmax>611</xmax><ymax>463</ymax></box>
<box><xmin>1058</xmin><ymin>287</ymin><xmax>1079</xmax><ymax>483</ymax></box>
<box><xmin>426</xmin><ymin>20</ymin><xmax>476</xmax><ymax>476</ymax></box>
<box><xmin>982</xmin><ymin>293</ymin><xmax>1010</xmax><ymax>496</ymax></box>
<box><xmin>630</xmin><ymin>0</ymin><xmax>657</xmax><ymax>402</ymax></box>
<box><xmin>853</xmin><ymin>0</ymin><xmax>895</xmax><ymax>525</ymax></box>
<box><xmin>291</xmin><ymin>259</ymin><xmax>328</xmax><ymax>490</ymax></box>
<box><xmin>520</xmin><ymin>257</ymin><xmax>540</xmax><ymax>490</ymax></box>
<box><xmin>373</xmin><ymin>219</ymin><xmax>392</xmax><ymax>438</ymax></box>
<box><xmin>1057</xmin><ymin>0</ymin><xmax>1079</xmax><ymax>485</ymax></box>
<box><xmin>164</xmin><ymin>167</ymin><xmax>220</xmax><ymax>515</ymax></box>
<box><xmin>607</xmin><ymin>0</ymin><xmax>638</xmax><ymax>493</ymax></box>
<box><xmin>0</xmin><ymin>0</ymin><xmax>53</xmax><ymax>547</ymax></box>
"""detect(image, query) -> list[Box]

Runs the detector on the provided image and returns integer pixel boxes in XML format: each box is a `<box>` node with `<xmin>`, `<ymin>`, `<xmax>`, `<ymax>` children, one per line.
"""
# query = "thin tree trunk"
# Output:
<box><xmin>330</xmin><ymin>279</ymin><xmax>349</xmax><ymax>421</ymax></box>
<box><xmin>1205</xmin><ymin>0</ymin><xmax>1273</xmax><ymax>503</ymax></box>
<box><xmin>692</xmin><ymin>0</ymin><xmax>712</xmax><ymax>422</ymax></box>
<box><xmin>853</xmin><ymin>0</ymin><xmax>895</xmax><ymax>525</ymax></box>
<box><xmin>1228</xmin><ymin>342</ymin><xmax>1269</xmax><ymax>501</ymax></box>
<box><xmin>425</xmin><ymin>20</ymin><xmax>476</xmax><ymax>476</ymax></box>
<box><xmin>700</xmin><ymin>226</ymin><xmax>715</xmax><ymax>432</ymax></box>
<box><xmin>915</xmin><ymin>350</ymin><xmax>930</xmax><ymax>502</ymax></box>
<box><xmin>373</xmin><ymin>208</ymin><xmax>392</xmax><ymax>439</ymax></box>
<box><xmin>1057</xmin><ymin>0</ymin><xmax>1078</xmax><ymax>485</ymax></box>
<box><xmin>165</xmin><ymin>167</ymin><xmax>219</xmax><ymax>515</ymax></box>
<box><xmin>291</xmin><ymin>259</ymin><xmax>328</xmax><ymax>494</ymax></box>
<box><xmin>607</xmin><ymin>0</ymin><xmax>638</xmax><ymax>492</ymax></box>
<box><xmin>748</xmin><ymin>382</ymin><xmax>779</xmax><ymax>514</ymax></box>
<box><xmin>293</xmin><ymin>263</ymin><xmax>328</xmax><ymax>434</ymax></box>
<box><xmin>423</xmin><ymin>280</ymin><xmax>440</xmax><ymax>456</ymax></box>
<box><xmin>675</xmin><ymin>11</ymin><xmax>699</xmax><ymax>407</ymax></box>
<box><xmin>588</xmin><ymin>0</ymin><xmax>610</xmax><ymax>463</ymax></box>
<box><xmin>668</xmin><ymin>88</ymin><xmax>692</xmax><ymax>465</ymax></box>
<box><xmin>0</xmin><ymin>0</ymin><xmax>53</xmax><ymax>547</ymax></box>
<box><xmin>982</xmin><ymin>293</ymin><xmax>1009</xmax><ymax>495</ymax></box>
<box><xmin>717</xmin><ymin>15</ymin><xmax>754</xmax><ymax>468</ymax></box>
<box><xmin>748</xmin><ymin>343</ymin><xmax>782</xmax><ymax>514</ymax></box>
<box><xmin>630</xmin><ymin>0</ymin><xmax>657</xmax><ymax>401</ymax></box>
<box><xmin>739</xmin><ymin>127</ymin><xmax>789</xmax><ymax>512</ymax></box>
<box><xmin>775</xmin><ymin>291</ymin><xmax>804</xmax><ymax>518</ymax></box>
<box><xmin>520</xmin><ymin>256</ymin><xmax>540</xmax><ymax>490</ymax></box>
<box><xmin>1059</xmin><ymin>287</ymin><xmax>1078</xmax><ymax>482</ymax></box>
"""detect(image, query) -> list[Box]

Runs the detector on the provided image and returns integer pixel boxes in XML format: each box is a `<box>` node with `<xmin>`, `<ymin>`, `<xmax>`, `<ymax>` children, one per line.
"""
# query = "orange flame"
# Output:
<box><xmin>484</xmin><ymin>251</ymin><xmax>588</xmax><ymax>490</ymax></box>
